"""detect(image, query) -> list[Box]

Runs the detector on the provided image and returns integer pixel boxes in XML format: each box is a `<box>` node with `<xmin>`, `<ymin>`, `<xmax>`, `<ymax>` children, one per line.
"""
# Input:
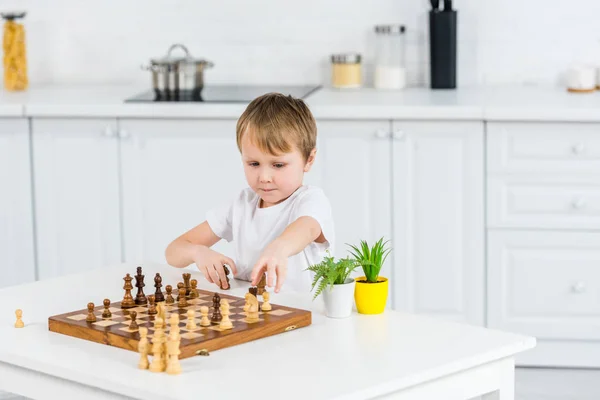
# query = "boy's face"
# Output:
<box><xmin>241</xmin><ymin>133</ymin><xmax>315</xmax><ymax>208</ymax></box>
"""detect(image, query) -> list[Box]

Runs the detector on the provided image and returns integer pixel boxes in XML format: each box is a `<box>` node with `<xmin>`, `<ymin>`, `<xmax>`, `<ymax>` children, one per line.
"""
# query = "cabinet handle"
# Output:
<box><xmin>571</xmin><ymin>197</ymin><xmax>587</xmax><ymax>210</ymax></box>
<box><xmin>571</xmin><ymin>143</ymin><xmax>585</xmax><ymax>155</ymax></box>
<box><xmin>374</xmin><ymin>129</ymin><xmax>389</xmax><ymax>139</ymax></box>
<box><xmin>103</xmin><ymin>126</ymin><xmax>115</xmax><ymax>137</ymax></box>
<box><xmin>393</xmin><ymin>130</ymin><xmax>405</xmax><ymax>140</ymax></box>
<box><xmin>571</xmin><ymin>282</ymin><xmax>586</xmax><ymax>293</ymax></box>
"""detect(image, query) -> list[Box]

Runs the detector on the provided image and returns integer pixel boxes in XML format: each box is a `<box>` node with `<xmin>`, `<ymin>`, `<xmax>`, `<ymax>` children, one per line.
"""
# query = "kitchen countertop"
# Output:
<box><xmin>0</xmin><ymin>84</ymin><xmax>600</xmax><ymax>121</ymax></box>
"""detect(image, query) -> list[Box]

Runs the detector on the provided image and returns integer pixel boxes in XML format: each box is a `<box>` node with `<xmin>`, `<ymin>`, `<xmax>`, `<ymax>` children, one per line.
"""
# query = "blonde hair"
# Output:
<box><xmin>236</xmin><ymin>92</ymin><xmax>317</xmax><ymax>161</ymax></box>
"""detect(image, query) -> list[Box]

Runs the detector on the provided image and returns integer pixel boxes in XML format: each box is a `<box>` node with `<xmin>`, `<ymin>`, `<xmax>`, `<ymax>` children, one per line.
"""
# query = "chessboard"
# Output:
<box><xmin>47</xmin><ymin>268</ymin><xmax>312</xmax><ymax>360</ymax></box>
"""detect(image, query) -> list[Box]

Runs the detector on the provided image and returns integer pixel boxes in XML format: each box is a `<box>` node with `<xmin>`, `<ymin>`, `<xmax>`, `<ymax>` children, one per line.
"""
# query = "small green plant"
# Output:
<box><xmin>305</xmin><ymin>252</ymin><xmax>359</xmax><ymax>300</ymax></box>
<box><xmin>347</xmin><ymin>237</ymin><xmax>392</xmax><ymax>283</ymax></box>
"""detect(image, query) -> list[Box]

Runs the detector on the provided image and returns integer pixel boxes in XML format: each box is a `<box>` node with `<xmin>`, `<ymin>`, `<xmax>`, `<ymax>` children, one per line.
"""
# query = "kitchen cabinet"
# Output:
<box><xmin>0</xmin><ymin>119</ymin><xmax>36</xmax><ymax>288</ymax></box>
<box><xmin>391</xmin><ymin>121</ymin><xmax>485</xmax><ymax>326</ymax></box>
<box><xmin>31</xmin><ymin>118</ymin><xmax>122</xmax><ymax>280</ymax></box>
<box><xmin>117</xmin><ymin>119</ymin><xmax>247</xmax><ymax>266</ymax></box>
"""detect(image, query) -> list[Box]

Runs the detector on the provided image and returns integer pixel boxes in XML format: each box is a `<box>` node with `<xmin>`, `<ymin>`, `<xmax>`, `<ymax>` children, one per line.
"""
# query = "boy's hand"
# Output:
<box><xmin>251</xmin><ymin>242</ymin><xmax>288</xmax><ymax>293</ymax></box>
<box><xmin>193</xmin><ymin>245</ymin><xmax>237</xmax><ymax>289</ymax></box>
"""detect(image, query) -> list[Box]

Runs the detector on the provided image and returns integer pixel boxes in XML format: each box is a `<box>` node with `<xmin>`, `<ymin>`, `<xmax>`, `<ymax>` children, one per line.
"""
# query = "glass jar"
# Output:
<box><xmin>1</xmin><ymin>12</ymin><xmax>28</xmax><ymax>91</ymax></box>
<box><xmin>374</xmin><ymin>24</ymin><xmax>406</xmax><ymax>90</ymax></box>
<box><xmin>331</xmin><ymin>53</ymin><xmax>362</xmax><ymax>89</ymax></box>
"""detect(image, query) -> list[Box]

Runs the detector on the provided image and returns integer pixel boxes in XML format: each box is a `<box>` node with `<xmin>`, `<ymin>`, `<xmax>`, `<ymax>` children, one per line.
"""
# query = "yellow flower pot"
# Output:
<box><xmin>354</xmin><ymin>276</ymin><xmax>388</xmax><ymax>314</ymax></box>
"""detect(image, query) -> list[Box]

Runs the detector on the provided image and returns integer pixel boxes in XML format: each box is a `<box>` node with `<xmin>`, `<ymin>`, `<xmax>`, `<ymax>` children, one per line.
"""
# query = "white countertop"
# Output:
<box><xmin>0</xmin><ymin>262</ymin><xmax>535</xmax><ymax>400</ymax></box>
<box><xmin>0</xmin><ymin>83</ymin><xmax>599</xmax><ymax>121</ymax></box>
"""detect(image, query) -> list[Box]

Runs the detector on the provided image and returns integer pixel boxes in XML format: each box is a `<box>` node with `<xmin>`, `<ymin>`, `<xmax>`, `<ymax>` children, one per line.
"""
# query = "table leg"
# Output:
<box><xmin>482</xmin><ymin>357</ymin><xmax>515</xmax><ymax>400</ymax></box>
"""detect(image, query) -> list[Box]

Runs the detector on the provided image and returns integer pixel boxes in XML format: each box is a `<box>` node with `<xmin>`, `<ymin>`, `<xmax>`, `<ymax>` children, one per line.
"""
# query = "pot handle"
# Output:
<box><xmin>167</xmin><ymin>43</ymin><xmax>191</xmax><ymax>58</ymax></box>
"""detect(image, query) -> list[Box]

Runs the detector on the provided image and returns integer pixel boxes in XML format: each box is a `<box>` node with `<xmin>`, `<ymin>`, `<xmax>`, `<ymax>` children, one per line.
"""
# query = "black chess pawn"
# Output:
<box><xmin>134</xmin><ymin>266</ymin><xmax>147</xmax><ymax>305</ymax></box>
<box><xmin>154</xmin><ymin>273</ymin><xmax>165</xmax><ymax>302</ymax></box>
<box><xmin>211</xmin><ymin>293</ymin><xmax>222</xmax><ymax>324</ymax></box>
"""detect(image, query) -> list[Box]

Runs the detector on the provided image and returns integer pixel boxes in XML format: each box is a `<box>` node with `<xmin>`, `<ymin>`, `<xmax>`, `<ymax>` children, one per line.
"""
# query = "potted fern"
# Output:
<box><xmin>306</xmin><ymin>252</ymin><xmax>360</xmax><ymax>318</ymax></box>
<box><xmin>347</xmin><ymin>237</ymin><xmax>392</xmax><ymax>314</ymax></box>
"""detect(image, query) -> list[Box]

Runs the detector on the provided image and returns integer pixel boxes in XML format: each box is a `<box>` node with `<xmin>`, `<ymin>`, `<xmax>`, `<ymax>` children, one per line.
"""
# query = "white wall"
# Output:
<box><xmin>0</xmin><ymin>0</ymin><xmax>596</xmax><ymax>88</ymax></box>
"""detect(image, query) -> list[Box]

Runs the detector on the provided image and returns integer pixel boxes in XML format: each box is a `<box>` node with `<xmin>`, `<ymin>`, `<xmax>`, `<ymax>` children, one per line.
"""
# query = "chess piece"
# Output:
<box><xmin>257</xmin><ymin>272</ymin><xmax>266</xmax><ymax>295</ymax></box>
<box><xmin>121</xmin><ymin>273</ymin><xmax>136</xmax><ymax>308</ymax></box>
<box><xmin>165</xmin><ymin>285</ymin><xmax>174</xmax><ymax>304</ymax></box>
<box><xmin>176</xmin><ymin>282</ymin><xmax>184</xmax><ymax>301</ymax></box>
<box><xmin>14</xmin><ymin>309</ymin><xmax>24</xmax><ymax>328</ymax></box>
<box><xmin>219</xmin><ymin>266</ymin><xmax>231</xmax><ymax>290</ymax></box>
<box><xmin>182</xmin><ymin>273</ymin><xmax>192</xmax><ymax>296</ymax></box>
<box><xmin>186</xmin><ymin>309</ymin><xmax>197</xmax><ymax>330</ymax></box>
<box><xmin>261</xmin><ymin>291</ymin><xmax>272</xmax><ymax>311</ymax></box>
<box><xmin>178</xmin><ymin>288</ymin><xmax>188</xmax><ymax>307</ymax></box>
<box><xmin>102</xmin><ymin>298</ymin><xmax>112</xmax><ymax>318</ymax></box>
<box><xmin>189</xmin><ymin>279</ymin><xmax>198</xmax><ymax>299</ymax></box>
<box><xmin>149</xmin><ymin>317</ymin><xmax>166</xmax><ymax>372</ymax></box>
<box><xmin>169</xmin><ymin>313</ymin><xmax>180</xmax><ymax>341</ymax></box>
<box><xmin>249</xmin><ymin>286</ymin><xmax>258</xmax><ymax>297</ymax></box>
<box><xmin>134</xmin><ymin>266</ymin><xmax>147</xmax><ymax>305</ymax></box>
<box><xmin>138</xmin><ymin>327</ymin><xmax>150</xmax><ymax>369</ymax></box>
<box><xmin>165</xmin><ymin>335</ymin><xmax>182</xmax><ymax>375</ymax></box>
<box><xmin>129</xmin><ymin>311</ymin><xmax>139</xmax><ymax>331</ymax></box>
<box><xmin>154</xmin><ymin>273</ymin><xmax>165</xmax><ymax>302</ymax></box>
<box><xmin>219</xmin><ymin>300</ymin><xmax>232</xmax><ymax>330</ymax></box>
<box><xmin>199</xmin><ymin>306</ymin><xmax>211</xmax><ymax>327</ymax></box>
<box><xmin>246</xmin><ymin>293</ymin><xmax>259</xmax><ymax>321</ymax></box>
<box><xmin>243</xmin><ymin>293</ymin><xmax>251</xmax><ymax>312</ymax></box>
<box><xmin>86</xmin><ymin>302</ymin><xmax>97</xmax><ymax>322</ymax></box>
<box><xmin>147</xmin><ymin>294</ymin><xmax>157</xmax><ymax>315</ymax></box>
<box><xmin>211</xmin><ymin>293</ymin><xmax>222</xmax><ymax>324</ymax></box>
<box><xmin>156</xmin><ymin>302</ymin><xmax>166</xmax><ymax>322</ymax></box>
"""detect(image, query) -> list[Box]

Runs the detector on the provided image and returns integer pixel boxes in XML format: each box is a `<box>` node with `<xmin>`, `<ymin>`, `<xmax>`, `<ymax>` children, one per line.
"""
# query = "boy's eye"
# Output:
<box><xmin>248</xmin><ymin>162</ymin><xmax>259</xmax><ymax>167</ymax></box>
<box><xmin>273</xmin><ymin>163</ymin><xmax>285</xmax><ymax>169</ymax></box>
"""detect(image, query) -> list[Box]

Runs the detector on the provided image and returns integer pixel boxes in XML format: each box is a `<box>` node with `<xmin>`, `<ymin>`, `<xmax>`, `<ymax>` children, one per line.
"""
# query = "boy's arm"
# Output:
<box><xmin>165</xmin><ymin>221</ymin><xmax>222</xmax><ymax>267</ymax></box>
<box><xmin>250</xmin><ymin>216</ymin><xmax>325</xmax><ymax>291</ymax></box>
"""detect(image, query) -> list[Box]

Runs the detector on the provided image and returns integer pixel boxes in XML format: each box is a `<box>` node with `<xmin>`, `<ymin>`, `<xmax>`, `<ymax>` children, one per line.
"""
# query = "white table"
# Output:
<box><xmin>0</xmin><ymin>263</ymin><xmax>535</xmax><ymax>400</ymax></box>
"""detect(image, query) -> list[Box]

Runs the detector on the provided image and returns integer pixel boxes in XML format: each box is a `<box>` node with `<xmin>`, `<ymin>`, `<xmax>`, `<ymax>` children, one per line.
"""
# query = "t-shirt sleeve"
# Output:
<box><xmin>291</xmin><ymin>188</ymin><xmax>335</xmax><ymax>249</ymax></box>
<box><xmin>206</xmin><ymin>200</ymin><xmax>234</xmax><ymax>242</ymax></box>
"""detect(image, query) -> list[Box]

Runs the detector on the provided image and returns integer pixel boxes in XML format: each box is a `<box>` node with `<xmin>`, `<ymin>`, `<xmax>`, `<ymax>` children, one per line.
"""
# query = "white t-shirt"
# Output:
<box><xmin>206</xmin><ymin>185</ymin><xmax>335</xmax><ymax>293</ymax></box>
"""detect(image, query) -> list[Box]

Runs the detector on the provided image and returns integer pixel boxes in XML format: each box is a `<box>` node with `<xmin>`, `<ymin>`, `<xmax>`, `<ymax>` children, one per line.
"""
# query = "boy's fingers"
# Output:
<box><xmin>266</xmin><ymin>262</ymin><xmax>276</xmax><ymax>288</ymax></box>
<box><xmin>199</xmin><ymin>265</ymin><xmax>213</xmax><ymax>283</ymax></box>
<box><xmin>251</xmin><ymin>260</ymin><xmax>264</xmax><ymax>285</ymax></box>
<box><xmin>215</xmin><ymin>264</ymin><xmax>228</xmax><ymax>288</ymax></box>
<box><xmin>208</xmin><ymin>265</ymin><xmax>220</xmax><ymax>284</ymax></box>
<box><xmin>223</xmin><ymin>257</ymin><xmax>237</xmax><ymax>275</ymax></box>
<box><xmin>275</xmin><ymin>266</ymin><xmax>287</xmax><ymax>293</ymax></box>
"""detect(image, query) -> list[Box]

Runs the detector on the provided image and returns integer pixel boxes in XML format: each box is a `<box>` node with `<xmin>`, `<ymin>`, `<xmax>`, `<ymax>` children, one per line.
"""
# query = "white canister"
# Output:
<box><xmin>565</xmin><ymin>65</ymin><xmax>596</xmax><ymax>92</ymax></box>
<box><xmin>374</xmin><ymin>24</ymin><xmax>407</xmax><ymax>89</ymax></box>
<box><xmin>322</xmin><ymin>278</ymin><xmax>355</xmax><ymax>318</ymax></box>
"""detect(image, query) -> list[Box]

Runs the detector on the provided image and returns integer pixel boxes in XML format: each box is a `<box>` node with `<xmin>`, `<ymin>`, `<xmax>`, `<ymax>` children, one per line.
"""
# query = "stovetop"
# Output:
<box><xmin>124</xmin><ymin>85</ymin><xmax>321</xmax><ymax>103</ymax></box>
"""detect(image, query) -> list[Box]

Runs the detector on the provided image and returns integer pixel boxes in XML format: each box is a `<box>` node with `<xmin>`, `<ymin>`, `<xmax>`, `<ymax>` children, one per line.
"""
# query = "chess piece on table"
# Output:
<box><xmin>149</xmin><ymin>317</ymin><xmax>166</xmax><ymax>372</ymax></box>
<box><xmin>154</xmin><ymin>273</ymin><xmax>165</xmax><ymax>302</ymax></box>
<box><xmin>243</xmin><ymin>293</ymin><xmax>251</xmax><ymax>312</ymax></box>
<box><xmin>257</xmin><ymin>272</ymin><xmax>266</xmax><ymax>295</ymax></box>
<box><xmin>186</xmin><ymin>309</ymin><xmax>197</xmax><ymax>330</ymax></box>
<box><xmin>169</xmin><ymin>313</ymin><xmax>180</xmax><ymax>341</ymax></box>
<box><xmin>261</xmin><ymin>291</ymin><xmax>272</xmax><ymax>311</ymax></box>
<box><xmin>129</xmin><ymin>311</ymin><xmax>139</xmax><ymax>331</ymax></box>
<box><xmin>189</xmin><ymin>279</ymin><xmax>198</xmax><ymax>299</ymax></box>
<box><xmin>134</xmin><ymin>266</ymin><xmax>148</xmax><ymax>305</ymax></box>
<box><xmin>138</xmin><ymin>327</ymin><xmax>150</xmax><ymax>369</ymax></box>
<box><xmin>102</xmin><ymin>299</ymin><xmax>112</xmax><ymax>318</ymax></box>
<box><xmin>147</xmin><ymin>294</ymin><xmax>157</xmax><ymax>315</ymax></box>
<box><xmin>86</xmin><ymin>302</ymin><xmax>97</xmax><ymax>322</ymax></box>
<box><xmin>178</xmin><ymin>288</ymin><xmax>188</xmax><ymax>308</ymax></box>
<box><xmin>211</xmin><ymin>293</ymin><xmax>222</xmax><ymax>324</ymax></box>
<box><xmin>165</xmin><ymin>335</ymin><xmax>182</xmax><ymax>375</ymax></box>
<box><xmin>165</xmin><ymin>285</ymin><xmax>174</xmax><ymax>304</ymax></box>
<box><xmin>176</xmin><ymin>282</ymin><xmax>184</xmax><ymax>301</ymax></box>
<box><xmin>219</xmin><ymin>266</ymin><xmax>231</xmax><ymax>290</ymax></box>
<box><xmin>219</xmin><ymin>300</ymin><xmax>232</xmax><ymax>330</ymax></box>
<box><xmin>199</xmin><ymin>306</ymin><xmax>211</xmax><ymax>327</ymax></box>
<box><xmin>246</xmin><ymin>293</ymin><xmax>259</xmax><ymax>321</ymax></box>
<box><xmin>182</xmin><ymin>273</ymin><xmax>192</xmax><ymax>296</ymax></box>
<box><xmin>156</xmin><ymin>303</ymin><xmax>166</xmax><ymax>322</ymax></box>
<box><xmin>14</xmin><ymin>309</ymin><xmax>24</xmax><ymax>328</ymax></box>
<box><xmin>121</xmin><ymin>273</ymin><xmax>136</xmax><ymax>308</ymax></box>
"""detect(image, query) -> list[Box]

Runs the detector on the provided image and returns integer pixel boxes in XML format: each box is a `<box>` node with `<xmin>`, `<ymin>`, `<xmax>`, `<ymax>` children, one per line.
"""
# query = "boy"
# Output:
<box><xmin>164</xmin><ymin>92</ymin><xmax>334</xmax><ymax>294</ymax></box>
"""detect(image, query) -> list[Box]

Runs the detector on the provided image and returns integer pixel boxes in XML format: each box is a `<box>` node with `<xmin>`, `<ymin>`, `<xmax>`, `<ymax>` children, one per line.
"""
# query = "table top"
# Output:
<box><xmin>0</xmin><ymin>263</ymin><xmax>536</xmax><ymax>400</ymax></box>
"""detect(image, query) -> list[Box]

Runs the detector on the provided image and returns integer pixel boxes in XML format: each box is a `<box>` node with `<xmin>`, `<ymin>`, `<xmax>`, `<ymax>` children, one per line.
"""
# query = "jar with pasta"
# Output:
<box><xmin>2</xmin><ymin>12</ymin><xmax>28</xmax><ymax>91</ymax></box>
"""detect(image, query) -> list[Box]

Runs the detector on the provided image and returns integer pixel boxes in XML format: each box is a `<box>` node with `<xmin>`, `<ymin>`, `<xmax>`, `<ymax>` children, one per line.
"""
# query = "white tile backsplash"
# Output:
<box><xmin>0</xmin><ymin>0</ymin><xmax>593</xmax><ymax>88</ymax></box>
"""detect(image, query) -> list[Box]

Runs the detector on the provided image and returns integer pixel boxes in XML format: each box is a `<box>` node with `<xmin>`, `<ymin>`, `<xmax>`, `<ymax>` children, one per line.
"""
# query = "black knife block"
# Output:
<box><xmin>429</xmin><ymin>10</ymin><xmax>457</xmax><ymax>89</ymax></box>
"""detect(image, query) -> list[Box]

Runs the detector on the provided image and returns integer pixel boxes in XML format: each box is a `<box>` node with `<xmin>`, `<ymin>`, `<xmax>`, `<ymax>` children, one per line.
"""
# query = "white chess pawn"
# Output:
<box><xmin>169</xmin><ymin>313</ymin><xmax>180</xmax><ymax>341</ymax></box>
<box><xmin>200</xmin><ymin>306</ymin><xmax>211</xmax><ymax>327</ymax></box>
<box><xmin>261</xmin><ymin>291</ymin><xmax>272</xmax><ymax>311</ymax></box>
<box><xmin>138</xmin><ymin>327</ymin><xmax>150</xmax><ymax>369</ymax></box>
<box><xmin>165</xmin><ymin>336</ymin><xmax>182</xmax><ymax>375</ymax></box>
<box><xmin>219</xmin><ymin>300</ymin><xmax>232</xmax><ymax>330</ymax></box>
<box><xmin>186</xmin><ymin>309</ymin><xmax>197</xmax><ymax>330</ymax></box>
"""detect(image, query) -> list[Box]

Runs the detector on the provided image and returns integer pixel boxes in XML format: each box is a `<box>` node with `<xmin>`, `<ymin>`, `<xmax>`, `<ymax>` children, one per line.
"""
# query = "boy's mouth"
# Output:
<box><xmin>260</xmin><ymin>188</ymin><xmax>276</xmax><ymax>193</ymax></box>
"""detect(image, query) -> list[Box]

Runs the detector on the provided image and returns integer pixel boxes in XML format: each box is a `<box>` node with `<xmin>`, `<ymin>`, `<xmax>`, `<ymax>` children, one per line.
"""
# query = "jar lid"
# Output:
<box><xmin>374</xmin><ymin>24</ymin><xmax>406</xmax><ymax>34</ymax></box>
<box><xmin>331</xmin><ymin>53</ymin><xmax>362</xmax><ymax>64</ymax></box>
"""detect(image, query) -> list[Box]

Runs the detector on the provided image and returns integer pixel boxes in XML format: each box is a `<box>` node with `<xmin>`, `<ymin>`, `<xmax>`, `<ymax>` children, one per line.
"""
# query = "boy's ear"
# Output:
<box><xmin>304</xmin><ymin>148</ymin><xmax>317</xmax><ymax>172</ymax></box>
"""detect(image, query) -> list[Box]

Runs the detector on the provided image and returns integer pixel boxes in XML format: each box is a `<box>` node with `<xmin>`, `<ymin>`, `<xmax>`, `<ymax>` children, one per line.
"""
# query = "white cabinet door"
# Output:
<box><xmin>119</xmin><ymin>119</ymin><xmax>247</xmax><ymax>265</ymax></box>
<box><xmin>32</xmin><ymin>119</ymin><xmax>122</xmax><ymax>280</ymax></box>
<box><xmin>0</xmin><ymin>119</ymin><xmax>36</xmax><ymax>287</ymax></box>
<box><xmin>309</xmin><ymin>121</ymin><xmax>393</xmax><ymax>286</ymax></box>
<box><xmin>391</xmin><ymin>121</ymin><xmax>485</xmax><ymax>325</ymax></box>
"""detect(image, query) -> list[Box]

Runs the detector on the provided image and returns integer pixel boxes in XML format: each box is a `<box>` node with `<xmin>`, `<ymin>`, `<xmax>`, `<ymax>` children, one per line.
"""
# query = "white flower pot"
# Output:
<box><xmin>322</xmin><ymin>278</ymin><xmax>355</xmax><ymax>318</ymax></box>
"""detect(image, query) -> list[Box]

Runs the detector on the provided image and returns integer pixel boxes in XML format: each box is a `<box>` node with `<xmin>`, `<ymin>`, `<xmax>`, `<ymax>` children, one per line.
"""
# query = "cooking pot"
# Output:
<box><xmin>142</xmin><ymin>43</ymin><xmax>214</xmax><ymax>99</ymax></box>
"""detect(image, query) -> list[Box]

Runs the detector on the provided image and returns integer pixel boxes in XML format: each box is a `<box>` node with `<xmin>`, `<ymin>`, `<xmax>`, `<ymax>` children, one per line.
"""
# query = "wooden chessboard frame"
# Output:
<box><xmin>48</xmin><ymin>289</ymin><xmax>312</xmax><ymax>359</ymax></box>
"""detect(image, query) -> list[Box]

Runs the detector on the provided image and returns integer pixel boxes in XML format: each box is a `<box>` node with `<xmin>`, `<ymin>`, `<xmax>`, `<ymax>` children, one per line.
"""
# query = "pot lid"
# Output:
<box><xmin>151</xmin><ymin>43</ymin><xmax>214</xmax><ymax>66</ymax></box>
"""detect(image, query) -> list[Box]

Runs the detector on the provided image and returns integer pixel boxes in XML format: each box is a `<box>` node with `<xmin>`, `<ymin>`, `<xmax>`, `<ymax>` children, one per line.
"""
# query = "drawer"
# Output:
<box><xmin>487</xmin><ymin>230</ymin><xmax>600</xmax><ymax>341</ymax></box>
<box><xmin>487</xmin><ymin>122</ymin><xmax>600</xmax><ymax>173</ymax></box>
<box><xmin>487</xmin><ymin>175</ymin><xmax>600</xmax><ymax>229</ymax></box>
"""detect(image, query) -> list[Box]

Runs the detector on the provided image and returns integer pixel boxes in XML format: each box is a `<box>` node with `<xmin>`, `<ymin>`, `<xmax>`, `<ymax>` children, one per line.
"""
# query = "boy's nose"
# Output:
<box><xmin>259</xmin><ymin>169</ymin><xmax>272</xmax><ymax>183</ymax></box>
